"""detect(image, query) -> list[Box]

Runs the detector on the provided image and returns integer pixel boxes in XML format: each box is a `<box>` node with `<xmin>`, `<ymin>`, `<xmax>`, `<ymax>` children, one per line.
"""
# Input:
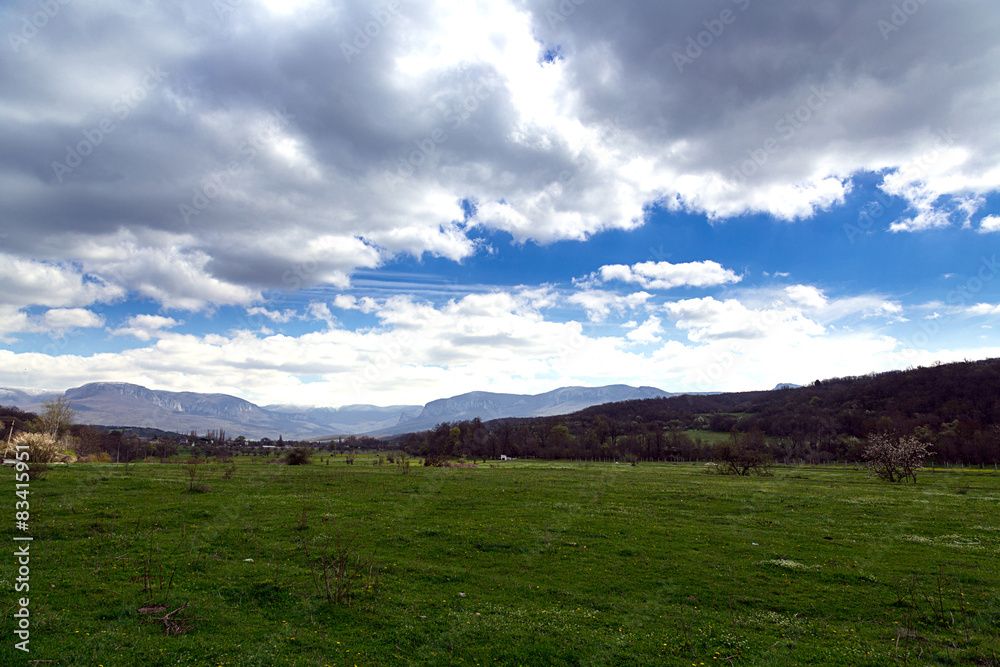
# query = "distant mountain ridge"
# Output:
<box><xmin>0</xmin><ymin>387</ymin><xmax>59</xmax><ymax>405</ymax></box>
<box><xmin>1</xmin><ymin>381</ymin><xmax>674</xmax><ymax>440</ymax></box>
<box><xmin>383</xmin><ymin>385</ymin><xmax>674</xmax><ymax>436</ymax></box>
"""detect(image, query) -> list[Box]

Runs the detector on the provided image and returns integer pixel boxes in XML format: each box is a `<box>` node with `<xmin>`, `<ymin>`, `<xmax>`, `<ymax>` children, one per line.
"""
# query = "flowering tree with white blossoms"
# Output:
<box><xmin>863</xmin><ymin>432</ymin><xmax>932</xmax><ymax>483</ymax></box>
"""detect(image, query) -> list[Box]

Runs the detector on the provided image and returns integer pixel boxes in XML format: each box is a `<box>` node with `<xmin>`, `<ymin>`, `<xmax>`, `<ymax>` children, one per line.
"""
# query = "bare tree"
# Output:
<box><xmin>37</xmin><ymin>396</ymin><xmax>75</xmax><ymax>439</ymax></box>
<box><xmin>864</xmin><ymin>432</ymin><xmax>932</xmax><ymax>483</ymax></box>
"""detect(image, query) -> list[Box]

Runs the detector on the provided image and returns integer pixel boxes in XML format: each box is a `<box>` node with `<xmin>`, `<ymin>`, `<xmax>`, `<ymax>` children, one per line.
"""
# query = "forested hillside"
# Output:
<box><xmin>397</xmin><ymin>358</ymin><xmax>1000</xmax><ymax>465</ymax></box>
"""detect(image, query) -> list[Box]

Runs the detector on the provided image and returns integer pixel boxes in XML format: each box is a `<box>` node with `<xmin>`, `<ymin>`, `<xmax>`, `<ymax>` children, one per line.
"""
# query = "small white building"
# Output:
<box><xmin>500</xmin><ymin>454</ymin><xmax>516</xmax><ymax>461</ymax></box>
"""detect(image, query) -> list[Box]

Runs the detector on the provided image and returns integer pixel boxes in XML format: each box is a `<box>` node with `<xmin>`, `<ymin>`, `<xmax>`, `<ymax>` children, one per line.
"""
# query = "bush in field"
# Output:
<box><xmin>864</xmin><ymin>432</ymin><xmax>931</xmax><ymax>483</ymax></box>
<box><xmin>1</xmin><ymin>432</ymin><xmax>69</xmax><ymax>464</ymax></box>
<box><xmin>285</xmin><ymin>447</ymin><xmax>312</xmax><ymax>465</ymax></box>
<box><xmin>712</xmin><ymin>431</ymin><xmax>772</xmax><ymax>476</ymax></box>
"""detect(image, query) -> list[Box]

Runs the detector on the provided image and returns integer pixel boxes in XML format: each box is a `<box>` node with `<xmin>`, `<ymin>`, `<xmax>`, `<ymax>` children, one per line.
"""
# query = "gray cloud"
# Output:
<box><xmin>1</xmin><ymin>0</ymin><xmax>998</xmax><ymax>310</ymax></box>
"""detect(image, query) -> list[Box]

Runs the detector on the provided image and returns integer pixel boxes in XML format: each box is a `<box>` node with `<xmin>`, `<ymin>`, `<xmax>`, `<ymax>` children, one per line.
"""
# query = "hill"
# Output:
<box><xmin>396</xmin><ymin>358</ymin><xmax>1000</xmax><ymax>464</ymax></box>
<box><xmin>368</xmin><ymin>385</ymin><xmax>674</xmax><ymax>436</ymax></box>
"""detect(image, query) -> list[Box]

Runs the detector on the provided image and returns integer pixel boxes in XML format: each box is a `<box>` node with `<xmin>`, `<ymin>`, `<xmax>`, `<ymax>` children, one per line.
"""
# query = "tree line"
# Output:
<box><xmin>394</xmin><ymin>358</ymin><xmax>1000</xmax><ymax>465</ymax></box>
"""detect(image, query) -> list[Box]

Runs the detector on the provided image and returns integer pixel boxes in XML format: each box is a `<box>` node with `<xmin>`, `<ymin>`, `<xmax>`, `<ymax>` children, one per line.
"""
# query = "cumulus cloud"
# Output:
<box><xmin>246</xmin><ymin>306</ymin><xmax>296</xmax><ymax>323</ymax></box>
<box><xmin>966</xmin><ymin>303</ymin><xmax>1000</xmax><ymax>317</ymax></box>
<box><xmin>567</xmin><ymin>290</ymin><xmax>651</xmax><ymax>322</ymax></box>
<box><xmin>594</xmin><ymin>260</ymin><xmax>743</xmax><ymax>290</ymax></box>
<box><xmin>42</xmin><ymin>308</ymin><xmax>105</xmax><ymax>331</ymax></box>
<box><xmin>0</xmin><ymin>0</ymin><xmax>996</xmax><ymax>313</ymax></box>
<box><xmin>0</xmin><ymin>255</ymin><xmax>123</xmax><ymax>309</ymax></box>
<box><xmin>626</xmin><ymin>316</ymin><xmax>664</xmax><ymax>344</ymax></box>
<box><xmin>664</xmin><ymin>297</ymin><xmax>825</xmax><ymax>343</ymax></box>
<box><xmin>111</xmin><ymin>315</ymin><xmax>184</xmax><ymax>341</ymax></box>
<box><xmin>1</xmin><ymin>1</ymin><xmax>998</xmax><ymax>405</ymax></box>
<box><xmin>306</xmin><ymin>302</ymin><xmax>337</xmax><ymax>328</ymax></box>
<box><xmin>784</xmin><ymin>285</ymin><xmax>828</xmax><ymax>310</ymax></box>
<box><xmin>1</xmin><ymin>283</ymin><xmax>992</xmax><ymax>406</ymax></box>
<box><xmin>979</xmin><ymin>216</ymin><xmax>1000</xmax><ymax>233</ymax></box>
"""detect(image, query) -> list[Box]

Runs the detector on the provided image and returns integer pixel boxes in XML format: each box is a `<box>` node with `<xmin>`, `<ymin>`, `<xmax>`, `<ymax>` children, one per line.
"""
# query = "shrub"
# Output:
<box><xmin>79</xmin><ymin>451</ymin><xmax>112</xmax><ymax>464</ymax></box>
<box><xmin>285</xmin><ymin>447</ymin><xmax>313</xmax><ymax>465</ymax></box>
<box><xmin>1</xmin><ymin>432</ymin><xmax>67</xmax><ymax>464</ymax></box>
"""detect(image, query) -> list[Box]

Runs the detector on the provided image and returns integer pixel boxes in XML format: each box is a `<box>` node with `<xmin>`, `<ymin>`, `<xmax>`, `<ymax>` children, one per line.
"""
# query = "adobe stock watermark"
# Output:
<box><xmin>11</xmin><ymin>443</ymin><xmax>33</xmax><ymax>653</ymax></box>
<box><xmin>341</xmin><ymin>1</ymin><xmax>401</xmax><ymax>62</ymax></box>
<box><xmin>8</xmin><ymin>0</ymin><xmax>71</xmax><ymax>54</ymax></box>
<box><xmin>843</xmin><ymin>128</ymin><xmax>957</xmax><ymax>243</ymax></box>
<box><xmin>730</xmin><ymin>84</ymin><xmax>832</xmax><ymax>183</ymax></box>
<box><xmin>179</xmin><ymin>109</ymin><xmax>294</xmax><ymax>224</ymax></box>
<box><xmin>282</xmin><ymin>258</ymin><xmax>318</xmax><ymax>291</ymax></box>
<box><xmin>544</xmin><ymin>0</ymin><xmax>587</xmax><ymax>30</ymax></box>
<box><xmin>673</xmin><ymin>0</ymin><xmax>751</xmax><ymax>73</ymax></box>
<box><xmin>51</xmin><ymin>66</ymin><xmax>169</xmax><ymax>183</ymax></box>
<box><xmin>383</xmin><ymin>74</ymin><xmax>501</xmax><ymax>191</ymax></box>
<box><xmin>878</xmin><ymin>0</ymin><xmax>931</xmax><ymax>41</ymax></box>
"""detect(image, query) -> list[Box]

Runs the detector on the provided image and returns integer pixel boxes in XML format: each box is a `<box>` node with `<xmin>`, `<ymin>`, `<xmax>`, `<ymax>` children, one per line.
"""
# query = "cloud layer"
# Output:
<box><xmin>2</xmin><ymin>1</ymin><xmax>999</xmax><ymax>407</ymax></box>
<box><xmin>2</xmin><ymin>0</ymin><xmax>999</xmax><ymax>312</ymax></box>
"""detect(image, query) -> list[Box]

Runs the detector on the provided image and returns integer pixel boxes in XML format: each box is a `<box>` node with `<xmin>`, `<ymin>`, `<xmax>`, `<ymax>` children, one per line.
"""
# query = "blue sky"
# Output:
<box><xmin>1</xmin><ymin>0</ymin><xmax>999</xmax><ymax>407</ymax></box>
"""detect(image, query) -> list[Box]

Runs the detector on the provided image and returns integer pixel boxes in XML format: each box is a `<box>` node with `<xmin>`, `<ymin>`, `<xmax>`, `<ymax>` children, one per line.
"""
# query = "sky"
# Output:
<box><xmin>1</xmin><ymin>0</ymin><xmax>999</xmax><ymax>408</ymax></box>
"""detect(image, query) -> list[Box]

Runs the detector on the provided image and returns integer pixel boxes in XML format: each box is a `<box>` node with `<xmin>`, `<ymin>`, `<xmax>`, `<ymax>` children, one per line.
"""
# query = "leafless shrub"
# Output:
<box><xmin>312</xmin><ymin>531</ymin><xmax>381</xmax><ymax>607</ymax></box>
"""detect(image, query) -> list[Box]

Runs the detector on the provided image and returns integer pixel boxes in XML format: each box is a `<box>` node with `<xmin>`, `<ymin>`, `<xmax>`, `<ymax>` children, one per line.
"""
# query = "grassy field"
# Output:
<box><xmin>3</xmin><ymin>457</ymin><xmax>999</xmax><ymax>666</ymax></box>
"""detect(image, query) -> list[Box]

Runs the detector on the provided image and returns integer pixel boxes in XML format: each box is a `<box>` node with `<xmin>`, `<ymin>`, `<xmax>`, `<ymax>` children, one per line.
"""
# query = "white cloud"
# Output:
<box><xmin>246</xmin><ymin>307</ymin><xmax>296</xmax><ymax>323</ymax></box>
<box><xmin>784</xmin><ymin>285</ymin><xmax>828</xmax><ymax>310</ymax></box>
<box><xmin>782</xmin><ymin>285</ymin><xmax>902</xmax><ymax>322</ymax></box>
<box><xmin>626</xmin><ymin>316</ymin><xmax>664</xmax><ymax>344</ymax></box>
<box><xmin>980</xmin><ymin>216</ymin><xmax>1000</xmax><ymax>233</ymax></box>
<box><xmin>567</xmin><ymin>290</ymin><xmax>651</xmax><ymax>322</ymax></box>
<box><xmin>41</xmin><ymin>309</ymin><xmax>105</xmax><ymax>331</ymax></box>
<box><xmin>0</xmin><ymin>255</ymin><xmax>123</xmax><ymax>309</ymax></box>
<box><xmin>1</xmin><ymin>1</ymin><xmax>999</xmax><ymax>404</ymax></box>
<box><xmin>664</xmin><ymin>297</ymin><xmax>825</xmax><ymax>343</ymax></box>
<box><xmin>333</xmin><ymin>295</ymin><xmax>357</xmax><ymax>310</ymax></box>
<box><xmin>594</xmin><ymin>260</ymin><xmax>743</xmax><ymax>291</ymax></box>
<box><xmin>0</xmin><ymin>285</ymin><xmax>997</xmax><ymax>407</ymax></box>
<box><xmin>0</xmin><ymin>0</ymin><xmax>995</xmax><ymax>315</ymax></box>
<box><xmin>111</xmin><ymin>315</ymin><xmax>183</xmax><ymax>341</ymax></box>
<box><xmin>306</xmin><ymin>302</ymin><xmax>337</xmax><ymax>328</ymax></box>
<box><xmin>967</xmin><ymin>303</ymin><xmax>1000</xmax><ymax>316</ymax></box>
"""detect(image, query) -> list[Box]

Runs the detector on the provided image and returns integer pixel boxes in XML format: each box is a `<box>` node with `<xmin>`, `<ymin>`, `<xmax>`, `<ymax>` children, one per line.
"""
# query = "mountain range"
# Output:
<box><xmin>0</xmin><ymin>382</ymin><xmax>674</xmax><ymax>440</ymax></box>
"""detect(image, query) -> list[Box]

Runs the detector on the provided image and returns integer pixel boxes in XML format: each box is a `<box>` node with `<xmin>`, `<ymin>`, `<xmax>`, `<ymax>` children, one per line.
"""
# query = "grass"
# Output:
<box><xmin>2</xmin><ymin>457</ymin><xmax>999</xmax><ymax>665</ymax></box>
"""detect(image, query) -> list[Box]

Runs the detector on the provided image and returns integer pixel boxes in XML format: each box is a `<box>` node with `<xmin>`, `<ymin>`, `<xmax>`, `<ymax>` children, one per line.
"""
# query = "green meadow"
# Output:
<box><xmin>3</xmin><ymin>458</ymin><xmax>999</xmax><ymax>666</ymax></box>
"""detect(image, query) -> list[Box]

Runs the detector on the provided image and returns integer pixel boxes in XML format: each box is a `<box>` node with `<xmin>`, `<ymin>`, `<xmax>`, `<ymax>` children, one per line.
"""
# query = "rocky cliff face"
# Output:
<box><xmin>65</xmin><ymin>383</ymin><xmax>265</xmax><ymax>419</ymax></box>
